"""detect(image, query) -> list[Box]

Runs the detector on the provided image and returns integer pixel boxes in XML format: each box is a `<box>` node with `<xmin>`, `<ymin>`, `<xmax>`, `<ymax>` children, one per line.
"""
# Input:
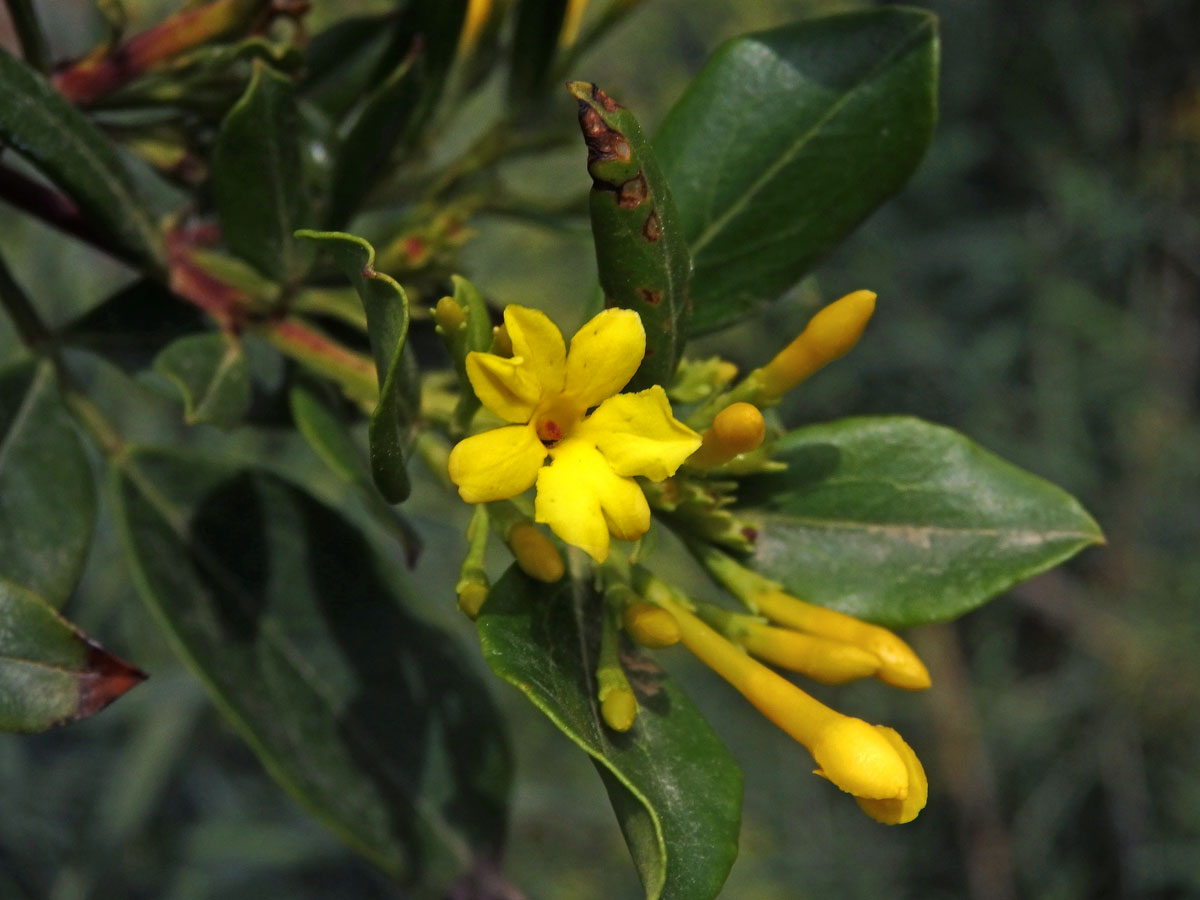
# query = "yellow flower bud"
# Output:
<box><xmin>810</xmin><ymin>717</ymin><xmax>909</xmax><ymax>800</ymax></box>
<box><xmin>687</xmin><ymin>402</ymin><xmax>766</xmax><ymax>468</ymax></box>
<box><xmin>754</xmin><ymin>590</ymin><xmax>930</xmax><ymax>690</ymax></box>
<box><xmin>457</xmin><ymin>581</ymin><xmax>489</xmax><ymax>619</ymax></box>
<box><xmin>856</xmin><ymin>726</ymin><xmax>928</xmax><ymax>824</ymax></box>
<box><xmin>507</xmin><ymin>523</ymin><xmax>564</xmax><ymax>583</ymax></box>
<box><xmin>757</xmin><ymin>290</ymin><xmax>876</xmax><ymax>398</ymax></box>
<box><xmin>457</xmin><ymin>0</ymin><xmax>493</xmax><ymax>55</ymax></box>
<box><xmin>558</xmin><ymin>0</ymin><xmax>590</xmax><ymax>47</ymax></box>
<box><xmin>739</xmin><ymin>623</ymin><xmax>880</xmax><ymax>685</ymax></box>
<box><xmin>434</xmin><ymin>295</ymin><xmax>466</xmax><ymax>332</ymax></box>
<box><xmin>623</xmin><ymin>601</ymin><xmax>681</xmax><ymax>648</ymax></box>
<box><xmin>490</xmin><ymin>323</ymin><xmax>512</xmax><ymax>357</ymax></box>
<box><xmin>601</xmin><ymin>686</ymin><xmax>638</xmax><ymax>732</ymax></box>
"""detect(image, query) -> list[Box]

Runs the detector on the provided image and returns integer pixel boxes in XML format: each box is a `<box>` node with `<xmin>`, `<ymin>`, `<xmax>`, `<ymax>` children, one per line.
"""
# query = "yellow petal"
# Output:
<box><xmin>576</xmin><ymin>385</ymin><xmax>702</xmax><ymax>480</ymax></box>
<box><xmin>465</xmin><ymin>352</ymin><xmax>541</xmax><ymax>423</ymax></box>
<box><xmin>564</xmin><ymin>308</ymin><xmax>645</xmax><ymax>409</ymax></box>
<box><xmin>534</xmin><ymin>438</ymin><xmax>650</xmax><ymax>561</ymax></box>
<box><xmin>505</xmin><ymin>305</ymin><xmax>566</xmax><ymax>396</ymax></box>
<box><xmin>856</xmin><ymin>726</ymin><xmax>928</xmax><ymax>824</ymax></box>
<box><xmin>448</xmin><ymin>424</ymin><xmax>546</xmax><ymax>502</ymax></box>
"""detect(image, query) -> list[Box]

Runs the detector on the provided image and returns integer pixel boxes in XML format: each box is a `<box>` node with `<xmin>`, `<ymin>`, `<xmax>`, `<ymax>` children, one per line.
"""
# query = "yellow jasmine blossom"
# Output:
<box><xmin>448</xmin><ymin>305</ymin><xmax>701</xmax><ymax>562</ymax></box>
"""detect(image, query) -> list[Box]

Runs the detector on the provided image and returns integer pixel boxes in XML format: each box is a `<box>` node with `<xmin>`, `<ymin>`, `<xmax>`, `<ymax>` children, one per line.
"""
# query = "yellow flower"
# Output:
<box><xmin>448</xmin><ymin>305</ymin><xmax>701</xmax><ymax>562</ymax></box>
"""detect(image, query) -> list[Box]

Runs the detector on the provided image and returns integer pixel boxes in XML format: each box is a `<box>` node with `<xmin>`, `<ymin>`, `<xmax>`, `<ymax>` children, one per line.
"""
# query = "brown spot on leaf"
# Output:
<box><xmin>592</xmin><ymin>84</ymin><xmax>622</xmax><ymax>112</ymax></box>
<box><xmin>640</xmin><ymin>288</ymin><xmax>661</xmax><ymax>306</ymax></box>
<box><xmin>577</xmin><ymin>104</ymin><xmax>632</xmax><ymax>172</ymax></box>
<box><xmin>642</xmin><ymin>211</ymin><xmax>661</xmax><ymax>242</ymax></box>
<box><xmin>741</xmin><ymin>526</ymin><xmax>759</xmax><ymax>543</ymax></box>
<box><xmin>618</xmin><ymin>174</ymin><xmax>648</xmax><ymax>208</ymax></box>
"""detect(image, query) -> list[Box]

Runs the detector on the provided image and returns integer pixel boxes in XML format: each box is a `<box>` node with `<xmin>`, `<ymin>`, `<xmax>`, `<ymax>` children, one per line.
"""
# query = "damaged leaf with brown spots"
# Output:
<box><xmin>0</xmin><ymin>578</ymin><xmax>145</xmax><ymax>733</ymax></box>
<box><xmin>569</xmin><ymin>81</ymin><xmax>692</xmax><ymax>392</ymax></box>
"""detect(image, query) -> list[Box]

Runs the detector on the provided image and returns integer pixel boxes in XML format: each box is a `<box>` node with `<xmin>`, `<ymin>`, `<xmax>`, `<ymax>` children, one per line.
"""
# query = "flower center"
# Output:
<box><xmin>535</xmin><ymin>397</ymin><xmax>583</xmax><ymax>446</ymax></box>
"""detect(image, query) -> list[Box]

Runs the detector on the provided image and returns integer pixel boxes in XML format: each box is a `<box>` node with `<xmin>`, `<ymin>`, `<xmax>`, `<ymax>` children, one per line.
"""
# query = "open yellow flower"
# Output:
<box><xmin>448</xmin><ymin>305</ymin><xmax>701</xmax><ymax>561</ymax></box>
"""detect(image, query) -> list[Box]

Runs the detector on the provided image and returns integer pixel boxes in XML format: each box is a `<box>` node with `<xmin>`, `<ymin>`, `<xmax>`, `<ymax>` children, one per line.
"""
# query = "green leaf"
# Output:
<box><xmin>570</xmin><ymin>82</ymin><xmax>692</xmax><ymax>390</ymax></box>
<box><xmin>737</xmin><ymin>417</ymin><xmax>1105</xmax><ymax>628</ymax></box>
<box><xmin>111</xmin><ymin>449</ymin><xmax>511</xmax><ymax>885</ymax></box>
<box><xmin>0</xmin><ymin>577</ymin><xmax>145</xmax><ymax>733</ymax></box>
<box><xmin>63</xmin><ymin>279</ymin><xmax>207</xmax><ymax>372</ymax></box>
<box><xmin>0</xmin><ymin>361</ymin><xmax>96</xmax><ymax>609</ymax></box>
<box><xmin>508</xmin><ymin>0</ymin><xmax>568</xmax><ymax>101</ymax></box>
<box><xmin>655</xmin><ymin>7</ymin><xmax>939</xmax><ymax>334</ymax></box>
<box><xmin>296</xmin><ymin>230</ymin><xmax>412</xmax><ymax>502</ymax></box>
<box><xmin>154</xmin><ymin>333</ymin><xmax>251</xmax><ymax>429</ymax></box>
<box><xmin>213</xmin><ymin>60</ymin><xmax>308</xmax><ymax>281</ymax></box>
<box><xmin>288</xmin><ymin>383</ymin><xmax>422</xmax><ymax>566</ymax></box>
<box><xmin>477</xmin><ymin>568</ymin><xmax>742</xmax><ymax>900</ymax></box>
<box><xmin>0</xmin><ymin>48</ymin><xmax>163</xmax><ymax>266</ymax></box>
<box><xmin>327</xmin><ymin>52</ymin><xmax>423</xmax><ymax>228</ymax></box>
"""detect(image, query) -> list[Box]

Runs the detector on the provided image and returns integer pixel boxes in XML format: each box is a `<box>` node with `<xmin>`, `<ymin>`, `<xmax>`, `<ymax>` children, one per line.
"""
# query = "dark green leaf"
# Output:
<box><xmin>288</xmin><ymin>383</ymin><xmax>421</xmax><ymax>565</ymax></box>
<box><xmin>61</xmin><ymin>279</ymin><xmax>206</xmax><ymax>372</ymax></box>
<box><xmin>299</xmin><ymin>13</ymin><xmax>396</xmax><ymax>115</ymax></box>
<box><xmin>111</xmin><ymin>449</ymin><xmax>511</xmax><ymax>885</ymax></box>
<box><xmin>296</xmin><ymin>230</ymin><xmax>412</xmax><ymax>502</ymax></box>
<box><xmin>0</xmin><ymin>48</ymin><xmax>163</xmax><ymax>266</ymax></box>
<box><xmin>508</xmin><ymin>0</ymin><xmax>568</xmax><ymax>101</ymax></box>
<box><xmin>655</xmin><ymin>7</ymin><xmax>939</xmax><ymax>334</ymax></box>
<box><xmin>0</xmin><ymin>361</ymin><xmax>96</xmax><ymax>609</ymax></box>
<box><xmin>738</xmin><ymin>417</ymin><xmax>1105</xmax><ymax>627</ymax></box>
<box><xmin>570</xmin><ymin>82</ymin><xmax>692</xmax><ymax>390</ymax></box>
<box><xmin>0</xmin><ymin>577</ymin><xmax>145</xmax><ymax>733</ymax></box>
<box><xmin>154</xmin><ymin>333</ymin><xmax>251</xmax><ymax>429</ymax></box>
<box><xmin>478</xmin><ymin>568</ymin><xmax>742</xmax><ymax>900</ymax></box>
<box><xmin>213</xmin><ymin>60</ymin><xmax>308</xmax><ymax>281</ymax></box>
<box><xmin>328</xmin><ymin>52</ymin><xmax>423</xmax><ymax>228</ymax></box>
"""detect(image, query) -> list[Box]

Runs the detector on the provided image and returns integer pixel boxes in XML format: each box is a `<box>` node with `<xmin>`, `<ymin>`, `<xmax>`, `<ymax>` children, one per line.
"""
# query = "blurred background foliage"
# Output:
<box><xmin>1</xmin><ymin>0</ymin><xmax>1198</xmax><ymax>898</ymax></box>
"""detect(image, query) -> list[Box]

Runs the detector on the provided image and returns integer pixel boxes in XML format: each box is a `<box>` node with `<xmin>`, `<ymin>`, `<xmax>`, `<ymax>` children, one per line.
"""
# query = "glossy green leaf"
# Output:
<box><xmin>111</xmin><ymin>448</ymin><xmax>511</xmax><ymax>885</ymax></box>
<box><xmin>477</xmin><ymin>568</ymin><xmax>742</xmax><ymax>900</ymax></box>
<box><xmin>0</xmin><ymin>577</ymin><xmax>144</xmax><ymax>733</ymax></box>
<box><xmin>0</xmin><ymin>361</ymin><xmax>96</xmax><ymax>609</ymax></box>
<box><xmin>213</xmin><ymin>60</ymin><xmax>308</xmax><ymax>280</ymax></box>
<box><xmin>738</xmin><ymin>417</ymin><xmax>1105</xmax><ymax>627</ymax></box>
<box><xmin>655</xmin><ymin>7</ymin><xmax>939</xmax><ymax>334</ymax></box>
<box><xmin>288</xmin><ymin>383</ymin><xmax>421</xmax><ymax>566</ymax></box>
<box><xmin>328</xmin><ymin>52</ymin><xmax>423</xmax><ymax>228</ymax></box>
<box><xmin>0</xmin><ymin>48</ymin><xmax>162</xmax><ymax>266</ymax></box>
<box><xmin>296</xmin><ymin>230</ymin><xmax>412</xmax><ymax>502</ymax></box>
<box><xmin>508</xmin><ymin>0</ymin><xmax>568</xmax><ymax>101</ymax></box>
<box><xmin>570</xmin><ymin>83</ymin><xmax>692</xmax><ymax>390</ymax></box>
<box><xmin>154</xmin><ymin>333</ymin><xmax>251</xmax><ymax>429</ymax></box>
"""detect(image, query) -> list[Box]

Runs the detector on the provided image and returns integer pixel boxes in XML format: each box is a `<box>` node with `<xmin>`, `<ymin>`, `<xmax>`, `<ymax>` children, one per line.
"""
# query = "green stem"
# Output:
<box><xmin>595</xmin><ymin>594</ymin><xmax>633</xmax><ymax>703</ymax></box>
<box><xmin>685</xmin><ymin>538</ymin><xmax>779</xmax><ymax>611</ymax></box>
<box><xmin>4</xmin><ymin>0</ymin><xmax>51</xmax><ymax>73</ymax></box>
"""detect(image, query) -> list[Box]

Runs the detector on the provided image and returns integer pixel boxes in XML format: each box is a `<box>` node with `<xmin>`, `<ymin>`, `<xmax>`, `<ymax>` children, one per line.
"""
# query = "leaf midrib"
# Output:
<box><xmin>688</xmin><ymin>16</ymin><xmax>933</xmax><ymax>257</ymax></box>
<box><xmin>756</xmin><ymin>511</ymin><xmax>1098</xmax><ymax>543</ymax></box>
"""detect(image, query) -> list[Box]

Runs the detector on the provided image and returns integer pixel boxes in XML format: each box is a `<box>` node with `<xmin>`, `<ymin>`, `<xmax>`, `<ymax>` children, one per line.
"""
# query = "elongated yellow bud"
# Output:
<box><xmin>457</xmin><ymin>0</ymin><xmax>494</xmax><ymax>55</ymax></box>
<box><xmin>507</xmin><ymin>522</ymin><xmax>564</xmax><ymax>583</ymax></box>
<box><xmin>623</xmin><ymin>601</ymin><xmax>681</xmax><ymax>648</ymax></box>
<box><xmin>457</xmin><ymin>581</ymin><xmax>489</xmax><ymax>619</ymax></box>
<box><xmin>434</xmin><ymin>295</ymin><xmax>466</xmax><ymax>332</ymax></box>
<box><xmin>754</xmin><ymin>590</ymin><xmax>930</xmax><ymax>690</ymax></box>
<box><xmin>558</xmin><ymin>0</ymin><xmax>590</xmax><ymax>47</ymax></box>
<box><xmin>757</xmin><ymin>290</ymin><xmax>876</xmax><ymax>399</ymax></box>
<box><xmin>600</xmin><ymin>686</ymin><xmax>637</xmax><ymax>732</ymax></box>
<box><xmin>490</xmin><ymin>323</ymin><xmax>512</xmax><ymax>357</ymax></box>
<box><xmin>688</xmin><ymin>401</ymin><xmax>766</xmax><ymax>468</ymax></box>
<box><xmin>739</xmin><ymin>622</ymin><xmax>880</xmax><ymax>685</ymax></box>
<box><xmin>856</xmin><ymin>726</ymin><xmax>928</xmax><ymax>824</ymax></box>
<box><xmin>638</xmin><ymin>576</ymin><xmax>910</xmax><ymax>802</ymax></box>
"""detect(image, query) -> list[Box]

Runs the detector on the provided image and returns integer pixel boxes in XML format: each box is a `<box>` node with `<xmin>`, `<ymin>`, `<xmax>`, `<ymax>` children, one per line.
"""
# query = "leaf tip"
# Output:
<box><xmin>77</xmin><ymin>643</ymin><xmax>148</xmax><ymax>718</ymax></box>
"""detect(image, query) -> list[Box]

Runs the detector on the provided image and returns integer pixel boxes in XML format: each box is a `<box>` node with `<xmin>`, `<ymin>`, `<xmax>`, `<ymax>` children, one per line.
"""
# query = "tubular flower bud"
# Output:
<box><xmin>623</xmin><ymin>601</ymin><xmax>681</xmax><ymax>648</ymax></box>
<box><xmin>506</xmin><ymin>522</ymin><xmax>564</xmax><ymax>583</ymax></box>
<box><xmin>456</xmin><ymin>581</ymin><xmax>489</xmax><ymax>619</ymax></box>
<box><xmin>457</xmin><ymin>0</ymin><xmax>494</xmax><ymax>55</ymax></box>
<box><xmin>753</xmin><ymin>590</ymin><xmax>930</xmax><ymax>690</ymax></box>
<box><xmin>738</xmin><ymin>622</ymin><xmax>880</xmax><ymax>685</ymax></box>
<box><xmin>856</xmin><ymin>726</ymin><xmax>928</xmax><ymax>824</ymax></box>
<box><xmin>756</xmin><ymin>290</ymin><xmax>876</xmax><ymax>399</ymax></box>
<box><xmin>558</xmin><ymin>0</ymin><xmax>590</xmax><ymax>47</ymax></box>
<box><xmin>687</xmin><ymin>401</ymin><xmax>766</xmax><ymax>468</ymax></box>
<box><xmin>600</xmin><ymin>686</ymin><xmax>638</xmax><ymax>732</ymax></box>
<box><xmin>434</xmin><ymin>295</ymin><xmax>466</xmax><ymax>333</ymax></box>
<box><xmin>638</xmin><ymin>575</ymin><xmax>913</xmax><ymax>805</ymax></box>
<box><xmin>490</xmin><ymin>323</ymin><xmax>513</xmax><ymax>357</ymax></box>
